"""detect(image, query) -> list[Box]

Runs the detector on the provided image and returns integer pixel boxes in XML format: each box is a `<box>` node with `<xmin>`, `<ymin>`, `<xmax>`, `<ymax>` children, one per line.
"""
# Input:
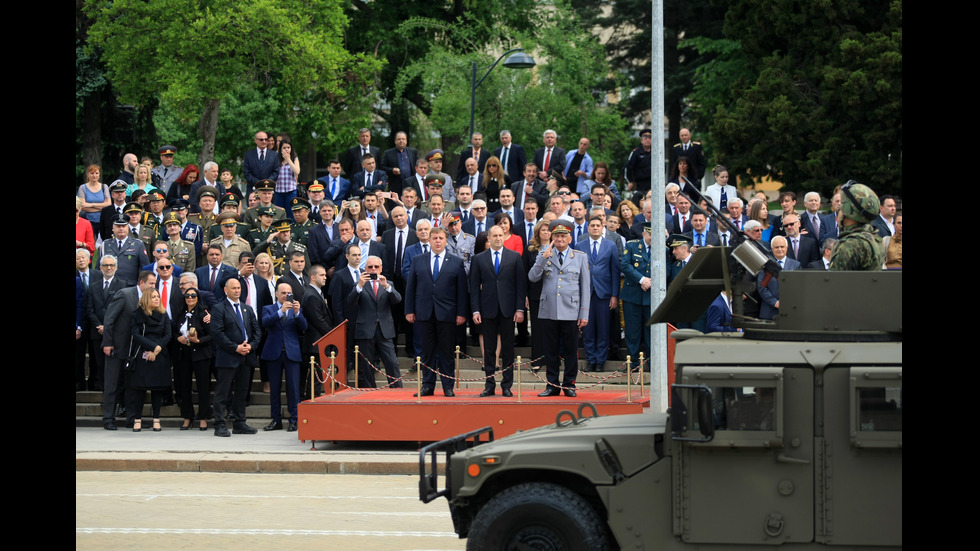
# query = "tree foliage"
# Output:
<box><xmin>706</xmin><ymin>0</ymin><xmax>902</xmax><ymax>197</ymax></box>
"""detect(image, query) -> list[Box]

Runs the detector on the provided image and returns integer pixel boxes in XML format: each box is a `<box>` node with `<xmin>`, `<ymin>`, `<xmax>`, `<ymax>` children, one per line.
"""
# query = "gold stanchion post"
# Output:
<box><xmin>455</xmin><ymin>345</ymin><xmax>460</xmax><ymax>390</ymax></box>
<box><xmin>309</xmin><ymin>356</ymin><xmax>316</xmax><ymax>401</ymax></box>
<box><xmin>516</xmin><ymin>356</ymin><xmax>522</xmax><ymax>403</ymax></box>
<box><xmin>416</xmin><ymin>356</ymin><xmax>422</xmax><ymax>403</ymax></box>
<box><xmin>638</xmin><ymin>352</ymin><xmax>645</xmax><ymax>397</ymax></box>
<box><xmin>354</xmin><ymin>345</ymin><xmax>360</xmax><ymax>389</ymax></box>
<box><xmin>329</xmin><ymin>351</ymin><xmax>336</xmax><ymax>395</ymax></box>
<box><xmin>626</xmin><ymin>355</ymin><xmax>632</xmax><ymax>403</ymax></box>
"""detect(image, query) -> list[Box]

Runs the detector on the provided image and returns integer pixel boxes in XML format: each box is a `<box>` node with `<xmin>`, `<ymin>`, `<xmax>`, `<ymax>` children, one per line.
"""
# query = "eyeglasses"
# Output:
<box><xmin>101</xmin><ymin>263</ymin><xmax>117</xmax><ymax>268</ymax></box>
<box><xmin>783</xmin><ymin>222</ymin><xmax>799</xmax><ymax>227</ymax></box>
<box><xmin>472</xmin><ymin>207</ymin><xmax>486</xmax><ymax>211</ymax></box>
<box><xmin>155</xmin><ymin>248</ymin><xmax>168</xmax><ymax>253</ymax></box>
<box><xmin>365</xmin><ymin>265</ymin><xmax>381</xmax><ymax>269</ymax></box>
<box><xmin>158</xmin><ymin>265</ymin><xmax>173</xmax><ymax>270</ymax></box>
<box><xmin>487</xmin><ymin>164</ymin><xmax>498</xmax><ymax>167</ymax></box>
<box><xmin>184</xmin><ymin>293</ymin><xmax>198</xmax><ymax>299</ymax></box>
<box><xmin>557</xmin><ymin>191</ymin><xmax>570</xmax><ymax>195</ymax></box>
<box><xmin>256</xmin><ymin>137</ymin><xmax>268</xmax><ymax>141</ymax></box>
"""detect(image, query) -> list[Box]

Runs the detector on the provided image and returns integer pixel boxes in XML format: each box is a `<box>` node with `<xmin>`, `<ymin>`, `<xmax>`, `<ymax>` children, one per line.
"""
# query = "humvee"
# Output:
<box><xmin>419</xmin><ymin>263</ymin><xmax>902</xmax><ymax>550</ymax></box>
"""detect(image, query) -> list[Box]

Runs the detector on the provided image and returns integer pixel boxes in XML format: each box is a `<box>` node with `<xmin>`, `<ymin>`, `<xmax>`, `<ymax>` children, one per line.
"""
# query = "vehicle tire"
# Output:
<box><xmin>466</xmin><ymin>482</ymin><xmax>610</xmax><ymax>551</ymax></box>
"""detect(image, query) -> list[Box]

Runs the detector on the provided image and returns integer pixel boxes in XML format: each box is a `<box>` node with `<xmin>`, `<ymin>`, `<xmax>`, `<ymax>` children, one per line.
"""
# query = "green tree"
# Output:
<box><xmin>706</xmin><ymin>0</ymin><xmax>902</xmax><ymax>197</ymax></box>
<box><xmin>84</xmin><ymin>0</ymin><xmax>380</xmax><ymax>166</ymax></box>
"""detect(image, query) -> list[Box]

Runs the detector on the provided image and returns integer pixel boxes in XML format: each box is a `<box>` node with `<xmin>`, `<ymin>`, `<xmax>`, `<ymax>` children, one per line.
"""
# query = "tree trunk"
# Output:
<box><xmin>197</xmin><ymin>98</ymin><xmax>221</xmax><ymax>165</ymax></box>
<box><xmin>82</xmin><ymin>88</ymin><xmax>103</xmax><ymax>169</ymax></box>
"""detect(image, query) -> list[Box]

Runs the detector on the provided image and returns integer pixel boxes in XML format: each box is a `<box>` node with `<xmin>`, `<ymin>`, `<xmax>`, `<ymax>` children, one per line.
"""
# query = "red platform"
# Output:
<box><xmin>297</xmin><ymin>388</ymin><xmax>650</xmax><ymax>442</ymax></box>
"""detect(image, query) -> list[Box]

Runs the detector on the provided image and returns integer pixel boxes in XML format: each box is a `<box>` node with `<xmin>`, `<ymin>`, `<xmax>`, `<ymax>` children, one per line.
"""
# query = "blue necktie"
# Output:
<box><xmin>234</xmin><ymin>303</ymin><xmax>247</xmax><ymax>342</ymax></box>
<box><xmin>494</xmin><ymin>251</ymin><xmax>500</xmax><ymax>274</ymax></box>
<box><xmin>558</xmin><ymin>251</ymin><xmax>564</xmax><ymax>266</ymax></box>
<box><xmin>697</xmin><ymin>233</ymin><xmax>703</xmax><ymax>247</ymax></box>
<box><xmin>365</xmin><ymin>172</ymin><xmax>371</xmax><ymax>188</ymax></box>
<box><xmin>592</xmin><ymin>241</ymin><xmax>598</xmax><ymax>263</ymax></box>
<box><xmin>331</xmin><ymin>178</ymin><xmax>337</xmax><ymax>199</ymax></box>
<box><xmin>432</xmin><ymin>254</ymin><xmax>440</xmax><ymax>279</ymax></box>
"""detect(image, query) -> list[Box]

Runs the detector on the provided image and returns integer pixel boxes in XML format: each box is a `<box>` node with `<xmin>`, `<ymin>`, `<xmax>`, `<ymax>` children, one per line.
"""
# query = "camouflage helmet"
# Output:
<box><xmin>839</xmin><ymin>180</ymin><xmax>880</xmax><ymax>224</ymax></box>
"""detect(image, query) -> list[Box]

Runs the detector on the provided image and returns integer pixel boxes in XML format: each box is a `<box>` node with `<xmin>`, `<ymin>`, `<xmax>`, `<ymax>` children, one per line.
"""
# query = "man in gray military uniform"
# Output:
<box><xmin>528</xmin><ymin>220</ymin><xmax>591</xmax><ymax>397</ymax></box>
<box><xmin>152</xmin><ymin>145</ymin><xmax>182</xmax><ymax>194</ymax></box>
<box><xmin>444</xmin><ymin>213</ymin><xmax>476</xmax><ymax>274</ymax></box>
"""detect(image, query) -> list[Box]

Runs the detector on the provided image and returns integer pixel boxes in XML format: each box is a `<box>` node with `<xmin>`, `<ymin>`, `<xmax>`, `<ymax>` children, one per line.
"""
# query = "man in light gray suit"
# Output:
<box><xmin>100</xmin><ymin>270</ymin><xmax>157</xmax><ymax>430</ymax></box>
<box><xmin>528</xmin><ymin>220</ymin><xmax>591</xmax><ymax>397</ymax></box>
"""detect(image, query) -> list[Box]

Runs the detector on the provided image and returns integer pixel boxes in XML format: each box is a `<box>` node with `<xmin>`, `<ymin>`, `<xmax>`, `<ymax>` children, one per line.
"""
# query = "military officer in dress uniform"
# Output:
<box><xmin>444</xmin><ymin>213</ymin><xmax>476</xmax><ymax>274</ymax></box>
<box><xmin>527</xmin><ymin>220</ymin><xmax>591</xmax><ymax>397</ymax></box>
<box><xmin>252</xmin><ymin>219</ymin><xmax>310</xmax><ymax>277</ymax></box>
<box><xmin>619</xmin><ymin>226</ymin><xmax>652</xmax><ymax>364</ymax></box>
<box><xmin>247</xmin><ymin>206</ymin><xmax>278</xmax><ymax>249</ymax></box>
<box><xmin>210</xmin><ymin>212</ymin><xmax>253</xmax><ymax>268</ymax></box>
<box><xmin>289</xmin><ymin>196</ymin><xmax>314</xmax><ymax>246</ymax></box>
<box><xmin>208</xmin><ymin>194</ymin><xmax>250</xmax><ymax>241</ymax></box>
<box><xmin>124</xmin><ymin>202</ymin><xmax>158</xmax><ymax>251</ymax></box>
<box><xmin>243</xmin><ymin>180</ymin><xmax>287</xmax><ymax>229</ymax></box>
<box><xmin>142</xmin><ymin>191</ymin><xmax>167</xmax><ymax>236</ymax></box>
<box><xmin>152</xmin><ymin>145</ymin><xmax>182</xmax><ymax>193</ymax></box>
<box><xmin>187</xmin><ymin>185</ymin><xmax>219</xmax><ymax>239</ymax></box>
<box><xmin>162</xmin><ymin>212</ymin><xmax>197</xmax><ymax>273</ymax></box>
<box><xmin>168</xmin><ymin>199</ymin><xmax>203</xmax><ymax>258</ymax></box>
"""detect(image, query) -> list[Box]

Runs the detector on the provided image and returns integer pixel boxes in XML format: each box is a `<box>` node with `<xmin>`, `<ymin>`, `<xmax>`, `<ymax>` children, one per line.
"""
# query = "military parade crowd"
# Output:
<box><xmin>75</xmin><ymin>127</ymin><xmax>902</xmax><ymax>436</ymax></box>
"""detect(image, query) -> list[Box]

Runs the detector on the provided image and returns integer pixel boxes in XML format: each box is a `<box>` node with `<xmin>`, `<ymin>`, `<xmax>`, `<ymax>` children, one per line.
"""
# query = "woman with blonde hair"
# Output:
<box><xmin>126</xmin><ymin>289</ymin><xmax>172</xmax><ymax>432</ymax></box>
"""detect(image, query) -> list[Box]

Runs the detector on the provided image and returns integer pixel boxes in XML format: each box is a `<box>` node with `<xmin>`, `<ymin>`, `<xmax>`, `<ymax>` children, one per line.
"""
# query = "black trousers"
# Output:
<box><xmin>213</xmin><ymin>362</ymin><xmax>252</xmax><ymax>427</ymax></box>
<box><xmin>538</xmin><ymin>318</ymin><xmax>579</xmax><ymax>389</ymax></box>
<box><xmin>480</xmin><ymin>313</ymin><xmax>516</xmax><ymax>391</ymax></box>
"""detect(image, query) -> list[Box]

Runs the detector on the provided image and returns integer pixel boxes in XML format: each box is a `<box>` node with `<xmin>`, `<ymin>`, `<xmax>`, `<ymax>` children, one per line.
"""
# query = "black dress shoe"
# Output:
<box><xmin>594</xmin><ymin>363</ymin><xmax>604</xmax><ymax>372</ymax></box>
<box><xmin>103</xmin><ymin>422</ymin><xmax>117</xmax><ymax>431</ymax></box>
<box><xmin>479</xmin><ymin>388</ymin><xmax>495</xmax><ymax>397</ymax></box>
<box><xmin>214</xmin><ymin>426</ymin><xmax>231</xmax><ymax>437</ymax></box>
<box><xmin>581</xmin><ymin>363</ymin><xmax>592</xmax><ymax>373</ymax></box>
<box><xmin>564</xmin><ymin>389</ymin><xmax>578</xmax><ymax>397</ymax></box>
<box><xmin>233</xmin><ymin>424</ymin><xmax>258</xmax><ymax>434</ymax></box>
<box><xmin>501</xmin><ymin>389</ymin><xmax>513</xmax><ymax>397</ymax></box>
<box><xmin>413</xmin><ymin>388</ymin><xmax>434</xmax><ymax>397</ymax></box>
<box><xmin>287</xmin><ymin>422</ymin><xmax>297</xmax><ymax>432</ymax></box>
<box><xmin>264</xmin><ymin>421</ymin><xmax>283</xmax><ymax>431</ymax></box>
<box><xmin>116</xmin><ymin>406</ymin><xmax>126</xmax><ymax>418</ymax></box>
<box><xmin>538</xmin><ymin>388</ymin><xmax>561</xmax><ymax>397</ymax></box>
<box><xmin>444</xmin><ymin>389</ymin><xmax>455</xmax><ymax>397</ymax></box>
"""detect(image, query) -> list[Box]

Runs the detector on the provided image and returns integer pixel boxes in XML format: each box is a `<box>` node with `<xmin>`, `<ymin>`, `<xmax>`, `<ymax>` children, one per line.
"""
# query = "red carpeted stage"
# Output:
<box><xmin>295</xmin><ymin>322</ymin><xmax>652</xmax><ymax>443</ymax></box>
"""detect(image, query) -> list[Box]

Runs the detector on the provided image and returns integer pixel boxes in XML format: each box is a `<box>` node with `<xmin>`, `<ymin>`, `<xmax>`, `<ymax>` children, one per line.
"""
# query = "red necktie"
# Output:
<box><xmin>160</xmin><ymin>280</ymin><xmax>168</xmax><ymax>308</ymax></box>
<box><xmin>543</xmin><ymin>148</ymin><xmax>551</xmax><ymax>172</ymax></box>
<box><xmin>372</xmin><ymin>280</ymin><xmax>379</xmax><ymax>298</ymax></box>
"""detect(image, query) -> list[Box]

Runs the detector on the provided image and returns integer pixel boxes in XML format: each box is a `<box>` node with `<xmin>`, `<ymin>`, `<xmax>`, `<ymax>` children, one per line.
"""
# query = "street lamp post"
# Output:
<box><xmin>469</xmin><ymin>49</ymin><xmax>536</xmax><ymax>140</ymax></box>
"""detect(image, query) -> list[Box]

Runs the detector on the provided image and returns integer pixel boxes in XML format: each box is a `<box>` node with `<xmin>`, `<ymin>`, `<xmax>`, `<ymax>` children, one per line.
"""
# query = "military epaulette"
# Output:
<box><xmin>692</xmin><ymin>141</ymin><xmax>702</xmax><ymax>145</ymax></box>
<box><xmin>626</xmin><ymin>239</ymin><xmax>642</xmax><ymax>245</ymax></box>
<box><xmin>462</xmin><ymin>232</ymin><xmax>474</xmax><ymax>239</ymax></box>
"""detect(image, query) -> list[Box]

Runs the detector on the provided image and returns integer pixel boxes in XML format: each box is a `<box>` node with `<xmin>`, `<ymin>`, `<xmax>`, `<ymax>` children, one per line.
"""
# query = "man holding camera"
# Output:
<box><xmin>345</xmin><ymin>255</ymin><xmax>403</xmax><ymax>389</ymax></box>
<box><xmin>260</xmin><ymin>281</ymin><xmax>308</xmax><ymax>432</ymax></box>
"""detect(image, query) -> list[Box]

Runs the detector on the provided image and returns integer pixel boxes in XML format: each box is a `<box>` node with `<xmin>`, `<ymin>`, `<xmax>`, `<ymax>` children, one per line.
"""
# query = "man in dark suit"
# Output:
<box><xmin>669</xmin><ymin>128</ymin><xmax>707</xmax><ymax>182</ymax></box>
<box><xmin>380</xmin><ymin>131</ymin><xmax>418</xmax><ymax>195</ymax></box>
<box><xmin>511</xmin><ymin>163</ymin><xmax>549</xmax><ymax>213</ymax></box>
<box><xmin>456</xmin><ymin>158</ymin><xmax>485</xmax><ymax>195</ymax></box>
<box><xmin>532</xmin><ymin>129</ymin><xmax>567</xmax><ymax>182</ymax></box>
<box><xmin>316</xmin><ymin>160</ymin><xmax>353</xmax><ymax>203</ymax></box>
<box><xmin>807</xmin><ymin>238</ymin><xmax>835</xmax><ymax>270</ymax></box>
<box><xmin>725</xmin><ymin>198</ymin><xmax>750</xmax><ymax>233</ymax></box>
<box><xmin>405</xmin><ymin>227</ymin><xmax>468</xmax><ymax>397</ymax></box>
<box><xmin>381</xmin><ymin>207</ymin><xmax>418</xmax><ymax>355</ymax></box>
<box><xmin>470</xmin><ymin>225</ymin><xmax>527</xmax><ymax>397</ymax></box>
<box><xmin>260</xmin><ymin>281</ymin><xmax>308</xmax><ymax>432</ymax></box>
<box><xmin>86</xmin><ymin>255</ymin><xmax>125</xmax><ymax>394</ymax></box>
<box><xmin>343</xmin><ymin>128</ymin><xmax>382</xmax><ymax>179</ymax></box>
<box><xmin>456</xmin><ymin>132</ymin><xmax>492</xmax><ymax>183</ymax></box>
<box><xmin>349</xmin><ymin>153</ymin><xmax>388</xmax><ymax>196</ymax></box>
<box><xmin>782</xmin><ymin>213</ymin><xmax>820</xmax><ymax>267</ymax></box>
<box><xmin>870</xmin><ymin>195</ymin><xmax>896</xmax><ymax>238</ymax></box>
<box><xmin>100</xmin><ymin>270</ymin><xmax>157</xmax><ymax>430</ymax></box>
<box><xmin>195</xmin><ymin>244</ymin><xmax>237</xmax><ymax>301</ymax></box>
<box><xmin>336</xmin><ymin>220</ymin><xmax>388</xmax><ymax>278</ymax></box>
<box><xmin>99</xmin><ymin>182</ymin><xmax>130</xmax><ymax>239</ymax></box>
<box><xmin>307</xmin><ymin>200</ymin><xmax>340</xmax><ymax>266</ymax></box>
<box><xmin>494</xmin><ymin>130</ymin><xmax>527</xmax><ymax>183</ymax></box>
<box><xmin>101</xmin><ymin>215</ymin><xmax>150</xmax><ymax>286</ymax></box>
<box><xmin>301</xmin><ymin>264</ymin><xmax>333</xmax><ymax>398</ymax></box>
<box><xmin>758</xmin><ymin>236</ymin><xmax>801</xmax><ymax>320</ymax></box>
<box><xmin>684</xmin><ymin>211</ymin><xmax>722</xmax><ymax>250</ymax></box>
<box><xmin>242</xmin><ymin>131</ymin><xmax>279</xmax><ymax>195</ymax></box>
<box><xmin>210</xmin><ymin>277</ymin><xmax>262</xmax><ymax>437</ymax></box>
<box><xmin>400</xmin><ymin>219</ymin><xmax>432</xmax><ymax>360</ymax></box>
<box><xmin>329</xmin><ymin>244</ymin><xmax>362</xmax><ymax>382</ymax></box>
<box><xmin>278</xmin><ymin>250</ymin><xmax>310</xmax><ymax>304</ymax></box>
<box><xmin>575</xmin><ymin>217</ymin><xmax>621</xmax><ymax>372</ymax></box>
<box><xmin>346</xmin><ymin>255</ymin><xmax>403</xmax><ymax>388</ymax></box>
<box><xmin>706</xmin><ymin>291</ymin><xmax>736</xmax><ymax>333</ymax></box>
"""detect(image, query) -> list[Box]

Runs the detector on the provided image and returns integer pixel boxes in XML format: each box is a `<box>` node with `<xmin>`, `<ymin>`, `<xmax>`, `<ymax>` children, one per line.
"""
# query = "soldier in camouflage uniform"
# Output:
<box><xmin>830</xmin><ymin>181</ymin><xmax>886</xmax><ymax>271</ymax></box>
<box><xmin>289</xmin><ymin>196</ymin><xmax>314</xmax><ymax>246</ymax></box>
<box><xmin>252</xmin><ymin>219</ymin><xmax>310</xmax><ymax>276</ymax></box>
<box><xmin>162</xmin><ymin>212</ymin><xmax>197</xmax><ymax>273</ymax></box>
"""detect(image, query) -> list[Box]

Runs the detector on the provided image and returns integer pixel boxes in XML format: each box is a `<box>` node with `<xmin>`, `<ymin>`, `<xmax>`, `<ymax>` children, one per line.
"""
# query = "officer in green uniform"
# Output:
<box><xmin>252</xmin><ymin>219</ymin><xmax>310</xmax><ymax>276</ymax></box>
<box><xmin>124</xmin><ymin>202</ymin><xmax>158</xmax><ymax>251</ymax></box>
<box><xmin>620</xmin><ymin>226</ymin><xmax>652</xmax><ymax>362</ymax></box>
<box><xmin>208</xmin><ymin>193</ymin><xmax>250</xmax><ymax>241</ymax></box>
<box><xmin>162</xmin><ymin>212</ymin><xmax>197</xmax><ymax>273</ymax></box>
<box><xmin>289</xmin><ymin>196</ymin><xmax>314</xmax><ymax>246</ymax></box>
<box><xmin>187</xmin><ymin>185</ymin><xmax>219</xmax><ymax>238</ymax></box>
<box><xmin>247</xmin><ymin>206</ymin><xmax>278</xmax><ymax>249</ymax></box>
<box><xmin>830</xmin><ymin>180</ymin><xmax>886</xmax><ymax>271</ymax></box>
<box><xmin>142</xmin><ymin>191</ymin><xmax>167</xmax><ymax>237</ymax></box>
<box><xmin>243</xmin><ymin>180</ymin><xmax>287</xmax><ymax>229</ymax></box>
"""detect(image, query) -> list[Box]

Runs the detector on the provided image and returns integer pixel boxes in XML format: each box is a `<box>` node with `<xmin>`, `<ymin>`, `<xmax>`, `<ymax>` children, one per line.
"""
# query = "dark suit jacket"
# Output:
<box><xmin>238</xmin><ymin>274</ymin><xmax>274</xmax><ymax>318</ymax></box>
<box><xmin>99</xmin><ymin>203</ymin><xmax>128</xmax><ymax>239</ymax></box>
<box><xmin>455</xmin><ymin>149</ymin><xmax>492</xmax><ymax>183</ymax></box>
<box><xmin>242</xmin><ymin>149</ymin><xmax>280</xmax><ymax>190</ymax></box>
<box><xmin>758</xmin><ymin>257</ymin><xmax>801</xmax><ymax>320</ymax></box>
<box><xmin>470</xmin><ymin>248</ymin><xmax>526</xmax><ymax>319</ymax></box>
<box><xmin>574</xmin><ymin>238</ymin><xmax>621</xmax><ymax>300</ymax></box>
<box><xmin>101</xmin><ymin>286</ymin><xmax>140</xmax><ymax>354</ymax></box>
<box><xmin>211</xmin><ymin>299</ymin><xmax>262</xmax><ymax>367</ymax></box>
<box><xmin>381</xmin><ymin>226</ymin><xmax>418</xmax><ymax>282</ymax></box>
<box><xmin>817</xmin><ymin>212</ymin><xmax>839</xmax><ymax>246</ymax></box>
<box><xmin>350</xmin><ymin>170</ymin><xmax>389</xmax><ymax>194</ymax></box>
<box><xmin>345</xmin><ymin>279</ymin><xmax>402</xmax><ymax>340</ymax></box>
<box><xmin>315</xmin><ymin>175</ymin><xmax>353</xmax><ymax>202</ymax></box>
<box><xmin>195</xmin><ymin>264</ymin><xmax>238</xmax><ymax>300</ymax></box>
<box><xmin>683</xmin><ymin>230</ymin><xmax>722</xmax><ymax>248</ymax></box>
<box><xmin>511</xmin><ymin>179</ymin><xmax>548</xmax><ymax>211</ymax></box>
<box><xmin>279</xmin><ymin>271</ymin><xmax>308</xmax><ymax>304</ymax></box>
<box><xmin>405</xmin><ymin>251</ymin><xmax>468</xmax><ymax>322</ymax></box>
<box><xmin>328</xmin><ymin>266</ymin><xmax>359</xmax><ymax>326</ymax></box>
<box><xmin>807</xmin><ymin>258</ymin><xmax>830</xmax><ymax>271</ymax></box>
<box><xmin>87</xmin><ymin>275</ymin><xmax>125</xmax><ymax>340</ymax></box>
<box><xmin>670</xmin><ymin>212</ymin><xmax>694</xmax><ymax>235</ymax></box>
<box><xmin>307</xmin><ymin>221</ymin><xmax>340</xmax><ymax>266</ymax></box>
<box><xmin>457</xmin><ymin>173</ymin><xmax>485</xmax><ymax>194</ymax></box>
<box><xmin>785</xmin><ymin>234</ymin><xmax>820</xmax><ymax>268</ymax></box>
<box><xmin>462</xmin><ymin>217</ymin><xmax>492</xmax><ymax>238</ymax></box>
<box><xmin>532</xmin><ymin>146</ymin><xmax>567</xmax><ymax>176</ymax></box>
<box><xmin>670</xmin><ymin>141</ymin><xmax>707</xmax><ymax>181</ymax></box>
<box><xmin>870</xmin><ymin>216</ymin><xmax>892</xmax><ymax>238</ymax></box>
<box><xmin>301</xmin><ymin>285</ymin><xmax>334</xmax><ymax>356</ymax></box>
<box><xmin>335</xmin><ymin>240</ymin><xmax>389</xmax><ymax>280</ymax></box>
<box><xmin>260</xmin><ymin>303</ymin><xmax>308</xmax><ymax>362</ymax></box>
<box><xmin>493</xmin><ymin>144</ymin><xmax>527</xmax><ymax>183</ymax></box>
<box><xmin>343</xmin><ymin>145</ymin><xmax>382</xmax><ymax>179</ymax></box>
<box><xmin>381</xmin><ymin>147</ymin><xmax>418</xmax><ymax>189</ymax></box>
<box><xmin>706</xmin><ymin>294</ymin><xmax>735</xmax><ymax>332</ymax></box>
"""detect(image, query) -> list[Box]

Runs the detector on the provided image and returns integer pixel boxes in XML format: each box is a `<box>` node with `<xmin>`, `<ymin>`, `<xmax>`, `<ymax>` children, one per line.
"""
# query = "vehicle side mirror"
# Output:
<box><xmin>670</xmin><ymin>384</ymin><xmax>714</xmax><ymax>442</ymax></box>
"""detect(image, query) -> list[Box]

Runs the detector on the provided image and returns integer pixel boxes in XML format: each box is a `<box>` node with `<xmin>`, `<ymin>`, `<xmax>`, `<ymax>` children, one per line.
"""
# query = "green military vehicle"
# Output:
<box><xmin>419</xmin><ymin>256</ymin><xmax>902</xmax><ymax>550</ymax></box>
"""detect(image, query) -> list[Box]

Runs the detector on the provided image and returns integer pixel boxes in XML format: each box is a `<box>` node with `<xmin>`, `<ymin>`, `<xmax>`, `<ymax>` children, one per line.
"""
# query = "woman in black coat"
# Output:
<box><xmin>127</xmin><ymin>289</ymin><xmax>172</xmax><ymax>431</ymax></box>
<box><xmin>173</xmin><ymin>288</ymin><xmax>214</xmax><ymax>431</ymax></box>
